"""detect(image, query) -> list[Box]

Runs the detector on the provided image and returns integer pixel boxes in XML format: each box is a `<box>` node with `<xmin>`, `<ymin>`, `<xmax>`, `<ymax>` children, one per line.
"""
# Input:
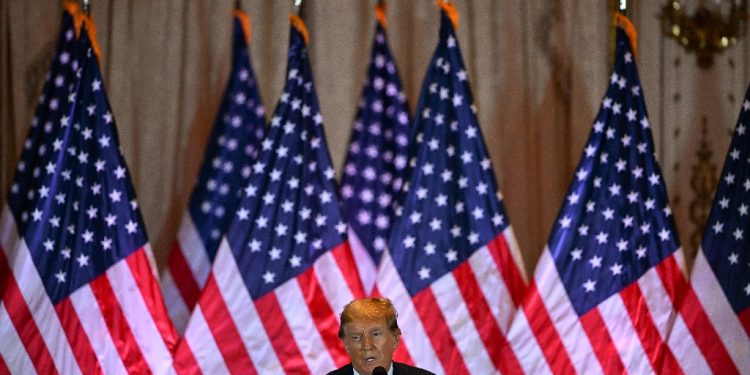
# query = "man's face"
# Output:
<box><xmin>342</xmin><ymin>318</ymin><xmax>399</xmax><ymax>375</ymax></box>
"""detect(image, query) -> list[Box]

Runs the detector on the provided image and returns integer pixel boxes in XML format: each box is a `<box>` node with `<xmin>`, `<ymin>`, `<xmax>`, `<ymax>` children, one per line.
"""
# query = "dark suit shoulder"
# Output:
<box><xmin>393</xmin><ymin>362</ymin><xmax>436</xmax><ymax>375</ymax></box>
<box><xmin>326</xmin><ymin>363</ymin><xmax>353</xmax><ymax>375</ymax></box>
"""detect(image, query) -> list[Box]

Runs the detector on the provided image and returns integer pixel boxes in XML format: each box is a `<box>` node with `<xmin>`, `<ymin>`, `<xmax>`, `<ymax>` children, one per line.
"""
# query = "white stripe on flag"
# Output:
<box><xmin>1</xmin><ymin>208</ymin><xmax>82</xmax><ymax>375</ymax></box>
<box><xmin>531</xmin><ymin>249</ymin><xmax>602</xmax><ymax>374</ymax></box>
<box><xmin>430</xmin><ymin>272</ymin><xmax>495</xmax><ymax>374</ymax></box>
<box><xmin>468</xmin><ymin>245</ymin><xmax>515</xmax><ymax>330</ymax></box>
<box><xmin>177</xmin><ymin>214</ymin><xmax>211</xmax><ymax>286</ymax></box>
<box><xmin>347</xmin><ymin>227</ymin><xmax>377</xmax><ymax>295</ymax></box>
<box><xmin>503</xmin><ymin>226</ymin><xmax>527</xmax><ymax>281</ymax></box>
<box><xmin>0</xmin><ymin>302</ymin><xmax>36</xmax><ymax>373</ymax></box>
<box><xmin>667</xmin><ymin>313</ymin><xmax>712</xmax><ymax>374</ymax></box>
<box><xmin>597</xmin><ymin>293</ymin><xmax>651</xmax><ymax>374</ymax></box>
<box><xmin>377</xmin><ymin>250</ymin><xmax>443</xmax><ymax>373</ymax></box>
<box><xmin>276</xmin><ymin>279</ymin><xmax>336</xmax><ymax>372</ymax></box>
<box><xmin>211</xmin><ymin>241</ymin><xmax>284</xmax><ymax>373</ymax></box>
<box><xmin>69</xmin><ymin>285</ymin><xmax>128</xmax><ymax>375</ymax></box>
<box><xmin>182</xmin><ymin>307</ymin><xmax>230</xmax><ymax>375</ymax></box>
<box><xmin>105</xmin><ymin>256</ymin><xmax>175</xmax><ymax>375</ymax></box>
<box><xmin>160</xmin><ymin>270</ymin><xmax>191</xmax><ymax>334</ymax></box>
<box><xmin>691</xmin><ymin>249</ymin><xmax>750</xmax><ymax>369</ymax></box>
<box><xmin>314</xmin><ymin>251</ymin><xmax>355</xmax><ymax>321</ymax></box>
<box><xmin>504</xmin><ymin>310</ymin><xmax>552</xmax><ymax>374</ymax></box>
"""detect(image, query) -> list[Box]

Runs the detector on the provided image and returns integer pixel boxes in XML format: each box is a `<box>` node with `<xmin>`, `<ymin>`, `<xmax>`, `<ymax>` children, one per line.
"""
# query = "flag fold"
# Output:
<box><xmin>340</xmin><ymin>5</ymin><xmax>411</xmax><ymax>294</ymax></box>
<box><xmin>161</xmin><ymin>9</ymin><xmax>265</xmax><ymax>334</ymax></box>
<box><xmin>502</xmin><ymin>16</ymin><xmax>688</xmax><ymax>374</ymax></box>
<box><xmin>377</xmin><ymin>5</ymin><xmax>527</xmax><ymax>374</ymax></box>
<box><xmin>175</xmin><ymin>17</ymin><xmax>365</xmax><ymax>375</ymax></box>
<box><xmin>1</xmin><ymin>14</ymin><xmax>177</xmax><ymax>374</ymax></box>
<box><xmin>667</xmin><ymin>87</ymin><xmax>750</xmax><ymax>374</ymax></box>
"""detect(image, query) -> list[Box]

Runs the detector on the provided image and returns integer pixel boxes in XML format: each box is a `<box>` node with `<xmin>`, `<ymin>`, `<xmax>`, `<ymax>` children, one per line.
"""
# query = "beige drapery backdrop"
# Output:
<box><xmin>2</xmin><ymin>0</ymin><xmax>748</xmax><ymax>276</ymax></box>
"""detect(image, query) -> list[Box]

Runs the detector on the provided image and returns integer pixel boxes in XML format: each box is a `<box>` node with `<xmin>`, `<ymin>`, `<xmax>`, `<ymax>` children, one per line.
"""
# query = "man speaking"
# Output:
<box><xmin>327</xmin><ymin>297</ymin><xmax>435</xmax><ymax>375</ymax></box>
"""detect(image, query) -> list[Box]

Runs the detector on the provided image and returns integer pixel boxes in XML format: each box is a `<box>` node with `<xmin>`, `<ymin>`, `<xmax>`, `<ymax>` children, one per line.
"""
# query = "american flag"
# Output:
<box><xmin>501</xmin><ymin>15</ymin><xmax>689</xmax><ymax>373</ymax></box>
<box><xmin>340</xmin><ymin>3</ymin><xmax>410</xmax><ymax>294</ymax></box>
<box><xmin>174</xmin><ymin>16</ymin><xmax>364</xmax><ymax>374</ymax></box>
<box><xmin>161</xmin><ymin>9</ymin><xmax>265</xmax><ymax>334</ymax></box>
<box><xmin>666</xmin><ymin>88</ymin><xmax>750</xmax><ymax>373</ymax></box>
<box><xmin>0</xmin><ymin>18</ymin><xmax>177</xmax><ymax>375</ymax></box>
<box><xmin>375</xmin><ymin>3</ymin><xmax>527</xmax><ymax>373</ymax></box>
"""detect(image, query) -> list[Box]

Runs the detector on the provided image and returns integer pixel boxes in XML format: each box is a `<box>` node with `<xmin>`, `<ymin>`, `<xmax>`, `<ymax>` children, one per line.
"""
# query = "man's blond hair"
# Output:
<box><xmin>338</xmin><ymin>297</ymin><xmax>401</xmax><ymax>338</ymax></box>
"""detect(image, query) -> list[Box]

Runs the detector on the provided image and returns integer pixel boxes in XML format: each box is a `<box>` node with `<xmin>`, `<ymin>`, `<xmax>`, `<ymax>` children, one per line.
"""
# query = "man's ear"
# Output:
<box><xmin>393</xmin><ymin>334</ymin><xmax>400</xmax><ymax>349</ymax></box>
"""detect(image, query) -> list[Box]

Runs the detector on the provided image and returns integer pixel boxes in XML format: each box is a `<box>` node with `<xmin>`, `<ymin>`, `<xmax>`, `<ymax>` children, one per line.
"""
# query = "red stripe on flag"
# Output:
<box><xmin>54</xmin><ymin>299</ymin><xmax>103</xmax><ymax>374</ymax></box>
<box><xmin>167</xmin><ymin>242</ymin><xmax>201</xmax><ymax>309</ymax></box>
<box><xmin>677</xmin><ymin>288</ymin><xmax>740</xmax><ymax>375</ymax></box>
<box><xmin>127</xmin><ymin>249</ymin><xmax>178</xmax><ymax>351</ymax></box>
<box><xmin>740</xmin><ymin>308</ymin><xmax>750</xmax><ymax>340</ymax></box>
<box><xmin>173</xmin><ymin>339</ymin><xmax>201</xmax><ymax>375</ymax></box>
<box><xmin>255</xmin><ymin>290</ymin><xmax>309</xmax><ymax>374</ymax></box>
<box><xmin>330</xmin><ymin>242</ymin><xmax>365</xmax><ymax>299</ymax></box>
<box><xmin>452</xmin><ymin>262</ymin><xmax>523</xmax><ymax>374</ymax></box>
<box><xmin>392</xmin><ymin>337</ymin><xmax>414</xmax><ymax>366</ymax></box>
<box><xmin>579</xmin><ymin>308</ymin><xmax>625</xmax><ymax>374</ymax></box>
<box><xmin>198</xmin><ymin>275</ymin><xmax>257</xmax><ymax>375</ymax></box>
<box><xmin>653</xmin><ymin>255</ymin><xmax>685</xmax><ymax>303</ymax></box>
<box><xmin>89</xmin><ymin>273</ymin><xmax>151</xmax><ymax>375</ymax></box>
<box><xmin>486</xmin><ymin>233</ymin><xmax>526</xmax><ymax>306</ymax></box>
<box><xmin>370</xmin><ymin>287</ymin><xmax>415</xmax><ymax>366</ymax></box>
<box><xmin>296</xmin><ymin>268</ymin><xmax>349</xmax><ymax>367</ymax></box>
<box><xmin>412</xmin><ymin>288</ymin><xmax>470</xmax><ymax>374</ymax></box>
<box><xmin>619</xmin><ymin>281</ymin><xmax>682</xmax><ymax>374</ymax></box>
<box><xmin>519</xmin><ymin>282</ymin><xmax>576</xmax><ymax>374</ymax></box>
<box><xmin>0</xmin><ymin>352</ymin><xmax>9</xmax><ymax>375</ymax></box>
<box><xmin>0</xmin><ymin>249</ymin><xmax>59</xmax><ymax>375</ymax></box>
<box><xmin>654</xmin><ymin>257</ymin><xmax>739</xmax><ymax>374</ymax></box>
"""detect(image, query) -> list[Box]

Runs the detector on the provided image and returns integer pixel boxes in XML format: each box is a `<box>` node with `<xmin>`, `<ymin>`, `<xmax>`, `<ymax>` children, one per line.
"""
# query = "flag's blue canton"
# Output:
<box><xmin>226</xmin><ymin>26</ymin><xmax>347</xmax><ymax>300</ymax></box>
<box><xmin>701</xmin><ymin>88</ymin><xmax>750</xmax><ymax>315</ymax></box>
<box><xmin>340</xmin><ymin>22</ymin><xmax>410</xmax><ymax>265</ymax></box>
<box><xmin>388</xmin><ymin>11</ymin><xmax>510</xmax><ymax>296</ymax></box>
<box><xmin>9</xmin><ymin>11</ymin><xmax>78</xmax><ymax>232</ymax></box>
<box><xmin>8</xmin><ymin>30</ymin><xmax>148</xmax><ymax>304</ymax></box>
<box><xmin>187</xmin><ymin>16</ymin><xmax>265</xmax><ymax>261</ymax></box>
<box><xmin>549</xmin><ymin>28</ymin><xmax>679</xmax><ymax>315</ymax></box>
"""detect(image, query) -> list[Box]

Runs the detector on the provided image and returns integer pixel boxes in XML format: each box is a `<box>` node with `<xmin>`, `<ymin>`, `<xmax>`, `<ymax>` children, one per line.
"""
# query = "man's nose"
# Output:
<box><xmin>362</xmin><ymin>335</ymin><xmax>375</xmax><ymax>349</ymax></box>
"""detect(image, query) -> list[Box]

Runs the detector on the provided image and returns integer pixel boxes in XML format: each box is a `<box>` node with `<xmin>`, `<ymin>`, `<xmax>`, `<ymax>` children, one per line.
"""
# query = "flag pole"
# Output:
<box><xmin>610</xmin><ymin>0</ymin><xmax>637</xmax><ymax>63</ymax></box>
<box><xmin>375</xmin><ymin>0</ymin><xmax>387</xmax><ymax>27</ymax></box>
<box><xmin>290</xmin><ymin>0</ymin><xmax>309</xmax><ymax>45</ymax></box>
<box><xmin>295</xmin><ymin>0</ymin><xmax>305</xmax><ymax>20</ymax></box>
<box><xmin>614</xmin><ymin>0</ymin><xmax>638</xmax><ymax>58</ymax></box>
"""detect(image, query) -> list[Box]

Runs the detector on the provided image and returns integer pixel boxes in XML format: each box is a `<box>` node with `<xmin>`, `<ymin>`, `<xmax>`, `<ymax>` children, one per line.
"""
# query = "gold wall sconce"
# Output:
<box><xmin>661</xmin><ymin>0</ymin><xmax>748</xmax><ymax>68</ymax></box>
